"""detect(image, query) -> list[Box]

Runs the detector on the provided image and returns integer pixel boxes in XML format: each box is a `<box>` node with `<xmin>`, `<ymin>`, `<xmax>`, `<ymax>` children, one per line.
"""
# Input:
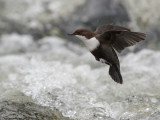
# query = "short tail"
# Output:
<box><xmin>109</xmin><ymin>64</ymin><xmax>123</xmax><ymax>84</ymax></box>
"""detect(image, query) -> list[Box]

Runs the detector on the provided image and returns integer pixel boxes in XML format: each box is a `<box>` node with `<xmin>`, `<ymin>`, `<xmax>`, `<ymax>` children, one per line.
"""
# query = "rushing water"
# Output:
<box><xmin>0</xmin><ymin>34</ymin><xmax>160</xmax><ymax>120</ymax></box>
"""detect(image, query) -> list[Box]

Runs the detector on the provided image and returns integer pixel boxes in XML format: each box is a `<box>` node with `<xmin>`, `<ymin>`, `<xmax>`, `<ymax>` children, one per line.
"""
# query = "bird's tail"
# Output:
<box><xmin>109</xmin><ymin>64</ymin><xmax>123</xmax><ymax>84</ymax></box>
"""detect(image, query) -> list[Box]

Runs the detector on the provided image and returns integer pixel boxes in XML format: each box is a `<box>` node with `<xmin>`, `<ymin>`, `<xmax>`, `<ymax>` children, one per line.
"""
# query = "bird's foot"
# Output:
<box><xmin>99</xmin><ymin>58</ymin><xmax>112</xmax><ymax>65</ymax></box>
<box><xmin>100</xmin><ymin>58</ymin><xmax>106</xmax><ymax>63</ymax></box>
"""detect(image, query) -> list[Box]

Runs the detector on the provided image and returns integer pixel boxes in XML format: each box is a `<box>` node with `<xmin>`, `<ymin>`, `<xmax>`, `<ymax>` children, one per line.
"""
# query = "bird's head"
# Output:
<box><xmin>68</xmin><ymin>29</ymin><xmax>95</xmax><ymax>39</ymax></box>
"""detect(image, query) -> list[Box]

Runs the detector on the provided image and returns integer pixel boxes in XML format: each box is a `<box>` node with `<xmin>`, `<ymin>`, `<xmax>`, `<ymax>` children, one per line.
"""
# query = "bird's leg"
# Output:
<box><xmin>95</xmin><ymin>57</ymin><xmax>112</xmax><ymax>66</ymax></box>
<box><xmin>105</xmin><ymin>61</ymin><xmax>112</xmax><ymax>66</ymax></box>
<box><xmin>95</xmin><ymin>57</ymin><xmax>105</xmax><ymax>63</ymax></box>
<box><xmin>99</xmin><ymin>58</ymin><xmax>112</xmax><ymax>66</ymax></box>
<box><xmin>99</xmin><ymin>58</ymin><xmax>106</xmax><ymax>63</ymax></box>
<box><xmin>95</xmin><ymin>57</ymin><xmax>100</xmax><ymax>61</ymax></box>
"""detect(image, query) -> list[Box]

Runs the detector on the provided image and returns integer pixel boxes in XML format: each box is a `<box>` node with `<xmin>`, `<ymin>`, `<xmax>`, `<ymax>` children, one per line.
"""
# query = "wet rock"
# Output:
<box><xmin>0</xmin><ymin>0</ymin><xmax>86</xmax><ymax>39</ymax></box>
<box><xmin>144</xmin><ymin>28</ymin><xmax>160</xmax><ymax>50</ymax></box>
<box><xmin>120</xmin><ymin>0</ymin><xmax>160</xmax><ymax>51</ymax></box>
<box><xmin>0</xmin><ymin>0</ymin><xmax>159</xmax><ymax>51</ymax></box>
<box><xmin>0</xmin><ymin>101</ymin><xmax>72</xmax><ymax>120</ymax></box>
<box><xmin>0</xmin><ymin>0</ymin><xmax>129</xmax><ymax>39</ymax></box>
<box><xmin>0</xmin><ymin>91</ymin><xmax>72</xmax><ymax>120</ymax></box>
<box><xmin>59</xmin><ymin>0</ymin><xmax>129</xmax><ymax>40</ymax></box>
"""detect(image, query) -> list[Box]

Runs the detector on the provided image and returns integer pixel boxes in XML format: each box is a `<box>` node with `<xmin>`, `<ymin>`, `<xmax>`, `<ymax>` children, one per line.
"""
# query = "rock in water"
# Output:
<box><xmin>60</xmin><ymin>0</ymin><xmax>129</xmax><ymax>36</ymax></box>
<box><xmin>0</xmin><ymin>101</ymin><xmax>72</xmax><ymax>120</ymax></box>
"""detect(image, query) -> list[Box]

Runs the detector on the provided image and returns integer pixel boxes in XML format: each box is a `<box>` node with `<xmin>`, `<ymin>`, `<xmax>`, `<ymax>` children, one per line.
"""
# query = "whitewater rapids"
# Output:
<box><xmin>0</xmin><ymin>34</ymin><xmax>160</xmax><ymax>120</ymax></box>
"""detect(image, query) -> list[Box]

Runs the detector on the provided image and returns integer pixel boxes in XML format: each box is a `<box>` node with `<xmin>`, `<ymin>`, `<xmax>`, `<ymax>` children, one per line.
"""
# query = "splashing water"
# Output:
<box><xmin>0</xmin><ymin>34</ymin><xmax>160</xmax><ymax>120</ymax></box>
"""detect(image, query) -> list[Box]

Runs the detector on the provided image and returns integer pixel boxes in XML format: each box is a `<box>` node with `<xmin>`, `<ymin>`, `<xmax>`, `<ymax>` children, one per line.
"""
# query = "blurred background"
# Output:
<box><xmin>0</xmin><ymin>0</ymin><xmax>160</xmax><ymax>120</ymax></box>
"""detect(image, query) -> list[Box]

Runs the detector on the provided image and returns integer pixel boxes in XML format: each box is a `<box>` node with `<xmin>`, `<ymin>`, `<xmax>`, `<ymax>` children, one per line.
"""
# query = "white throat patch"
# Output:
<box><xmin>76</xmin><ymin>35</ymin><xmax>100</xmax><ymax>51</ymax></box>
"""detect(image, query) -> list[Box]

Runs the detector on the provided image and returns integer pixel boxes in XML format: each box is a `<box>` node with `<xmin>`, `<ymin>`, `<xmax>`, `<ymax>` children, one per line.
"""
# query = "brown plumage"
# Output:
<box><xmin>96</xmin><ymin>24</ymin><xmax>146</xmax><ymax>53</ymax></box>
<box><xmin>69</xmin><ymin>24</ymin><xmax>146</xmax><ymax>84</ymax></box>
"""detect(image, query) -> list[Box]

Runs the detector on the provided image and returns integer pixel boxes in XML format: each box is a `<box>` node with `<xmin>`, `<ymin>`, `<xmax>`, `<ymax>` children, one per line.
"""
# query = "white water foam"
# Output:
<box><xmin>0</xmin><ymin>35</ymin><xmax>160</xmax><ymax>120</ymax></box>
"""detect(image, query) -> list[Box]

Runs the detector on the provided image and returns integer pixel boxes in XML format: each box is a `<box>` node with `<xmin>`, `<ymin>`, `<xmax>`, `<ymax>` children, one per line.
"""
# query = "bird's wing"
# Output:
<box><xmin>96</xmin><ymin>25</ymin><xmax>146</xmax><ymax>53</ymax></box>
<box><xmin>95</xmin><ymin>24</ymin><xmax>130</xmax><ymax>34</ymax></box>
<box><xmin>113</xmin><ymin>31</ymin><xmax>146</xmax><ymax>53</ymax></box>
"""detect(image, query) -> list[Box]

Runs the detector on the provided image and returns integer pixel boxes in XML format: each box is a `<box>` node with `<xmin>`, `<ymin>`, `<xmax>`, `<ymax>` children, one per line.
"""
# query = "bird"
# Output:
<box><xmin>68</xmin><ymin>24</ymin><xmax>146</xmax><ymax>84</ymax></box>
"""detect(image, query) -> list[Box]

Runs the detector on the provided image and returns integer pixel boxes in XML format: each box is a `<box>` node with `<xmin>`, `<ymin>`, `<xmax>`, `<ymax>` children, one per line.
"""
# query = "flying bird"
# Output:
<box><xmin>68</xmin><ymin>24</ymin><xmax>146</xmax><ymax>84</ymax></box>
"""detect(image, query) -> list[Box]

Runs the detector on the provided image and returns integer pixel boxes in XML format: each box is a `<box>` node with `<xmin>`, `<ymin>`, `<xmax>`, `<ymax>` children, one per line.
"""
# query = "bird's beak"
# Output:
<box><xmin>68</xmin><ymin>33</ymin><xmax>74</xmax><ymax>35</ymax></box>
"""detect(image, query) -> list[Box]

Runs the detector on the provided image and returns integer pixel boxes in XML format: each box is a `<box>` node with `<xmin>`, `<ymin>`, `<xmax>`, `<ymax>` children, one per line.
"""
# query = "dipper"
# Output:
<box><xmin>69</xmin><ymin>24</ymin><xmax>146</xmax><ymax>84</ymax></box>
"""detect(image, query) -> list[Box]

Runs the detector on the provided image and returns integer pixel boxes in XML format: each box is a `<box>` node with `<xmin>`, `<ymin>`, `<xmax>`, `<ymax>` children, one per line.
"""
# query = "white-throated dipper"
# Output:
<box><xmin>68</xmin><ymin>24</ymin><xmax>146</xmax><ymax>84</ymax></box>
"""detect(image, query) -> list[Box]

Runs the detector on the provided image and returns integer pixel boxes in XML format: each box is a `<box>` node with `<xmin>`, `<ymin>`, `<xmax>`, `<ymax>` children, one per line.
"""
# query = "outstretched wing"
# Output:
<box><xmin>95</xmin><ymin>24</ymin><xmax>130</xmax><ymax>34</ymax></box>
<box><xmin>95</xmin><ymin>24</ymin><xmax>146</xmax><ymax>53</ymax></box>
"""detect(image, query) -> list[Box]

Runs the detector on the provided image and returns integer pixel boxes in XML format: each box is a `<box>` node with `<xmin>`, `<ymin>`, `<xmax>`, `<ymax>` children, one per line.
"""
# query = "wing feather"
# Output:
<box><xmin>113</xmin><ymin>31</ymin><xmax>146</xmax><ymax>52</ymax></box>
<box><xmin>95</xmin><ymin>24</ymin><xmax>146</xmax><ymax>53</ymax></box>
<box><xmin>95</xmin><ymin>24</ymin><xmax>130</xmax><ymax>34</ymax></box>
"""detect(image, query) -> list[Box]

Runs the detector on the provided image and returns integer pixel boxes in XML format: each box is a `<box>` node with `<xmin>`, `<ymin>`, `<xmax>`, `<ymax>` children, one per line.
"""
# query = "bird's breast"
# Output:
<box><xmin>76</xmin><ymin>35</ymin><xmax>100</xmax><ymax>51</ymax></box>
